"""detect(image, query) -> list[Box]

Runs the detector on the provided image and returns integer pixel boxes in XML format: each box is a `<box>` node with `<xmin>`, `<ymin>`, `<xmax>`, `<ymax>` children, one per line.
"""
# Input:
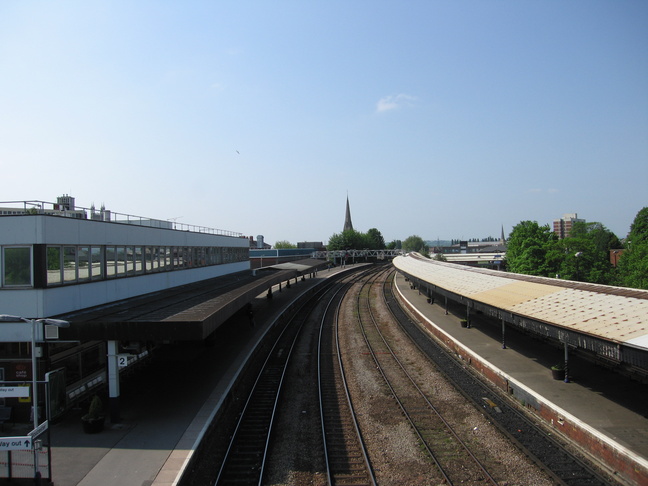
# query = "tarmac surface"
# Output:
<box><xmin>1</xmin><ymin>263</ymin><xmax>647</xmax><ymax>485</ymax></box>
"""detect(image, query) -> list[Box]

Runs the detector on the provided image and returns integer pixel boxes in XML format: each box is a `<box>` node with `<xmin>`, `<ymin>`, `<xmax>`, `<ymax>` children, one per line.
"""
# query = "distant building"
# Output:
<box><xmin>553</xmin><ymin>213</ymin><xmax>585</xmax><ymax>239</ymax></box>
<box><xmin>610</xmin><ymin>249</ymin><xmax>625</xmax><ymax>267</ymax></box>
<box><xmin>248</xmin><ymin>235</ymin><xmax>271</xmax><ymax>249</ymax></box>
<box><xmin>431</xmin><ymin>226</ymin><xmax>507</xmax><ymax>269</ymax></box>
<box><xmin>298</xmin><ymin>241</ymin><xmax>326</xmax><ymax>251</ymax></box>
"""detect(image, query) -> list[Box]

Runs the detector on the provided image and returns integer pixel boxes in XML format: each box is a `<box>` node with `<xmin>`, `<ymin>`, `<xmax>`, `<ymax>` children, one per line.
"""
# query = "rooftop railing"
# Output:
<box><xmin>0</xmin><ymin>200</ymin><xmax>245</xmax><ymax>238</ymax></box>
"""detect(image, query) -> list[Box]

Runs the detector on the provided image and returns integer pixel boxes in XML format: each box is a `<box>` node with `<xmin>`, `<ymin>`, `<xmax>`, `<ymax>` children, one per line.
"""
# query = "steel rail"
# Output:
<box><xmin>357</xmin><ymin>267</ymin><xmax>498</xmax><ymax>485</ymax></box>
<box><xmin>214</xmin><ymin>281</ymin><xmax>332</xmax><ymax>486</ymax></box>
<box><xmin>383</xmin><ymin>270</ymin><xmax>612</xmax><ymax>486</ymax></box>
<box><xmin>318</xmin><ymin>269</ymin><xmax>377</xmax><ymax>486</ymax></box>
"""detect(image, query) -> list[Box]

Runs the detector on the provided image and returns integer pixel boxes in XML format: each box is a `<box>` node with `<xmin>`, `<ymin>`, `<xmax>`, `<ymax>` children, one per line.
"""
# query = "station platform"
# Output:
<box><xmin>393</xmin><ymin>272</ymin><xmax>648</xmax><ymax>486</ymax></box>
<box><xmin>0</xmin><ymin>264</ymin><xmax>350</xmax><ymax>486</ymax></box>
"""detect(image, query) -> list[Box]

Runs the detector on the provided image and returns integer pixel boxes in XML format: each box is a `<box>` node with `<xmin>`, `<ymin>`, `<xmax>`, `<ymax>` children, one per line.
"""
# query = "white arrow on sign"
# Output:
<box><xmin>0</xmin><ymin>437</ymin><xmax>32</xmax><ymax>451</ymax></box>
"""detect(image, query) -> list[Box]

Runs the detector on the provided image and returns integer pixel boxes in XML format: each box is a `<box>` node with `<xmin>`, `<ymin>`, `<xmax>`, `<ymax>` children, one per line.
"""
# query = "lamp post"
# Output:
<box><xmin>575</xmin><ymin>251</ymin><xmax>583</xmax><ymax>281</ymax></box>
<box><xmin>0</xmin><ymin>314</ymin><xmax>69</xmax><ymax>484</ymax></box>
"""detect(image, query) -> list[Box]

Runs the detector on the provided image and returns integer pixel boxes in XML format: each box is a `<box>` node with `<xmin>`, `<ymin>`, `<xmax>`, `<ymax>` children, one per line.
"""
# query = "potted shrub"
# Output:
<box><xmin>82</xmin><ymin>395</ymin><xmax>105</xmax><ymax>433</ymax></box>
<box><xmin>551</xmin><ymin>364</ymin><xmax>565</xmax><ymax>380</ymax></box>
<box><xmin>460</xmin><ymin>319</ymin><xmax>469</xmax><ymax>328</ymax></box>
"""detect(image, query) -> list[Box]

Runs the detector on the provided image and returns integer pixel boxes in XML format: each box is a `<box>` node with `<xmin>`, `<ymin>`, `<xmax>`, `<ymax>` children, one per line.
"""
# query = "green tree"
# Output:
<box><xmin>627</xmin><ymin>207</ymin><xmax>648</xmax><ymax>243</ymax></box>
<box><xmin>505</xmin><ymin>221</ymin><xmax>558</xmax><ymax>276</ymax></box>
<box><xmin>402</xmin><ymin>235</ymin><xmax>426</xmax><ymax>253</ymax></box>
<box><xmin>386</xmin><ymin>239</ymin><xmax>402</xmax><ymax>250</ymax></box>
<box><xmin>273</xmin><ymin>240</ymin><xmax>296</xmax><ymax>249</ymax></box>
<box><xmin>327</xmin><ymin>229</ymin><xmax>366</xmax><ymax>251</ymax></box>
<box><xmin>556</xmin><ymin>222</ymin><xmax>619</xmax><ymax>283</ymax></box>
<box><xmin>617</xmin><ymin>207</ymin><xmax>648</xmax><ymax>289</ymax></box>
<box><xmin>328</xmin><ymin>228</ymin><xmax>389</xmax><ymax>251</ymax></box>
<box><xmin>366</xmin><ymin>228</ymin><xmax>385</xmax><ymax>250</ymax></box>
<box><xmin>617</xmin><ymin>243</ymin><xmax>648</xmax><ymax>289</ymax></box>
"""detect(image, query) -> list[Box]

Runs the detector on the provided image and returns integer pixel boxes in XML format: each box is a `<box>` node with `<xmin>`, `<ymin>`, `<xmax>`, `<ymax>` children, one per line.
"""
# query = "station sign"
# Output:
<box><xmin>0</xmin><ymin>437</ymin><xmax>33</xmax><ymax>451</ymax></box>
<box><xmin>0</xmin><ymin>386</ymin><xmax>30</xmax><ymax>398</ymax></box>
<box><xmin>118</xmin><ymin>354</ymin><xmax>130</xmax><ymax>368</ymax></box>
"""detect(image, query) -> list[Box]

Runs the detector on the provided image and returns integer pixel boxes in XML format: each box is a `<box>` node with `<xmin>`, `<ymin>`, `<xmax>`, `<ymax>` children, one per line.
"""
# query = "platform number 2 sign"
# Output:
<box><xmin>118</xmin><ymin>354</ymin><xmax>129</xmax><ymax>368</ymax></box>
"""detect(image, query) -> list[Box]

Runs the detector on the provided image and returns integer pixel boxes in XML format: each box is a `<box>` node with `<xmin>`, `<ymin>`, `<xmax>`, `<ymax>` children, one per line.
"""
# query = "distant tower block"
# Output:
<box><xmin>343</xmin><ymin>195</ymin><xmax>354</xmax><ymax>232</ymax></box>
<box><xmin>553</xmin><ymin>213</ymin><xmax>585</xmax><ymax>239</ymax></box>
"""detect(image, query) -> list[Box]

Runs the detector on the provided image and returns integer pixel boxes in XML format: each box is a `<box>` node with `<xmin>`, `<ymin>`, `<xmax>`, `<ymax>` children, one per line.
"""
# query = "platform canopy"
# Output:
<box><xmin>394</xmin><ymin>253</ymin><xmax>648</xmax><ymax>354</ymax></box>
<box><xmin>56</xmin><ymin>259</ymin><xmax>328</xmax><ymax>342</ymax></box>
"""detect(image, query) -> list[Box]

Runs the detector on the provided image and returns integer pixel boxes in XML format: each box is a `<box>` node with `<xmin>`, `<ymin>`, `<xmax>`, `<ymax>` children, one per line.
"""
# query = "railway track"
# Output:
<box><xmin>357</xmin><ymin>267</ymin><xmax>499</xmax><ymax>485</ymax></box>
<box><xmin>183</xmin><ymin>263</ymin><xmax>613</xmax><ymax>485</ymax></box>
<box><xmin>213</xmin><ymin>266</ymin><xmax>376</xmax><ymax>486</ymax></box>
<box><xmin>212</xmin><ymin>275</ymin><xmax>341</xmax><ymax>485</ymax></box>
<box><xmin>382</xmin><ymin>270</ymin><xmax>613</xmax><ymax>485</ymax></box>
<box><xmin>318</xmin><ymin>273</ymin><xmax>376</xmax><ymax>485</ymax></box>
<box><xmin>213</xmin><ymin>299</ymin><xmax>304</xmax><ymax>485</ymax></box>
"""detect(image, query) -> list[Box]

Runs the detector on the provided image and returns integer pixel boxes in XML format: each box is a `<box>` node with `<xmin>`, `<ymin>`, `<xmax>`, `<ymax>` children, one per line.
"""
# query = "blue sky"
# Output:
<box><xmin>1</xmin><ymin>1</ymin><xmax>646</xmax><ymax>246</ymax></box>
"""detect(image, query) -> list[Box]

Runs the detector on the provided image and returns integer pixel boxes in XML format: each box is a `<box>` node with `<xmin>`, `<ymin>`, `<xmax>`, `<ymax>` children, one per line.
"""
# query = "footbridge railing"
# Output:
<box><xmin>311</xmin><ymin>249</ymin><xmax>404</xmax><ymax>260</ymax></box>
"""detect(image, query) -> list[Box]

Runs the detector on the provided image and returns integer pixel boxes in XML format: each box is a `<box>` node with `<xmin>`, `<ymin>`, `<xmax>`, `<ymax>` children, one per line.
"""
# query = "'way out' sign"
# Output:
<box><xmin>0</xmin><ymin>437</ymin><xmax>33</xmax><ymax>451</ymax></box>
<box><xmin>0</xmin><ymin>386</ymin><xmax>30</xmax><ymax>398</ymax></box>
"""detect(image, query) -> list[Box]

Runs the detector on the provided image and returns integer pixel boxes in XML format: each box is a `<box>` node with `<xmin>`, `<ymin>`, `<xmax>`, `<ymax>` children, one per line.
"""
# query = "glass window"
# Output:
<box><xmin>145</xmin><ymin>247</ymin><xmax>154</xmax><ymax>272</ymax></box>
<box><xmin>78</xmin><ymin>246</ymin><xmax>90</xmax><ymax>282</ymax></box>
<box><xmin>116</xmin><ymin>247</ymin><xmax>127</xmax><ymax>276</ymax></box>
<box><xmin>134</xmin><ymin>247</ymin><xmax>143</xmax><ymax>274</ymax></box>
<box><xmin>157</xmin><ymin>247</ymin><xmax>165</xmax><ymax>271</ymax></box>
<box><xmin>126</xmin><ymin>247</ymin><xmax>134</xmax><ymax>275</ymax></box>
<box><xmin>3</xmin><ymin>247</ymin><xmax>31</xmax><ymax>286</ymax></box>
<box><xmin>91</xmin><ymin>247</ymin><xmax>103</xmax><ymax>280</ymax></box>
<box><xmin>172</xmin><ymin>247</ymin><xmax>180</xmax><ymax>268</ymax></box>
<box><xmin>47</xmin><ymin>246</ymin><xmax>62</xmax><ymax>285</ymax></box>
<box><xmin>106</xmin><ymin>247</ymin><xmax>117</xmax><ymax>278</ymax></box>
<box><xmin>163</xmin><ymin>247</ymin><xmax>171</xmax><ymax>270</ymax></box>
<box><xmin>63</xmin><ymin>246</ymin><xmax>77</xmax><ymax>283</ymax></box>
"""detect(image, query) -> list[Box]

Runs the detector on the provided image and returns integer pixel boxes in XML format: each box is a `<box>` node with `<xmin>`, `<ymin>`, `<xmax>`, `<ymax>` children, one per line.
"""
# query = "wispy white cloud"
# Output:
<box><xmin>376</xmin><ymin>93</ymin><xmax>417</xmax><ymax>113</ymax></box>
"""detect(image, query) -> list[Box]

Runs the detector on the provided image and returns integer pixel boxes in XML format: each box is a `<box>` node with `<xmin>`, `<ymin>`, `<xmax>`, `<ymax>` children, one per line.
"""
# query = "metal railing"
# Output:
<box><xmin>311</xmin><ymin>249</ymin><xmax>404</xmax><ymax>259</ymax></box>
<box><xmin>0</xmin><ymin>200</ymin><xmax>244</xmax><ymax>238</ymax></box>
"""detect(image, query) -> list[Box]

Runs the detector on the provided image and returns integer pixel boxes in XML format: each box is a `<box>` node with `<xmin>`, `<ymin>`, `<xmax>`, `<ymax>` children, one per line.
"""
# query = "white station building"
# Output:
<box><xmin>0</xmin><ymin>195</ymin><xmax>250</xmax><ymax>422</ymax></box>
<box><xmin>0</xmin><ymin>196</ymin><xmax>249</xmax><ymax>318</ymax></box>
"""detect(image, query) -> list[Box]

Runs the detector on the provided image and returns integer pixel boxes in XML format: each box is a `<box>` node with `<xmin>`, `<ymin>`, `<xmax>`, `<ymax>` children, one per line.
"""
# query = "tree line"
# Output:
<box><xmin>275</xmin><ymin>206</ymin><xmax>647</xmax><ymax>291</ymax></box>
<box><xmin>506</xmin><ymin>207</ymin><xmax>648</xmax><ymax>289</ymax></box>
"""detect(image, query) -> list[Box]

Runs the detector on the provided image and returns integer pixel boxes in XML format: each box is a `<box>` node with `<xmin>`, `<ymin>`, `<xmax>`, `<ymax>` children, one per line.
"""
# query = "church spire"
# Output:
<box><xmin>343</xmin><ymin>195</ymin><xmax>354</xmax><ymax>232</ymax></box>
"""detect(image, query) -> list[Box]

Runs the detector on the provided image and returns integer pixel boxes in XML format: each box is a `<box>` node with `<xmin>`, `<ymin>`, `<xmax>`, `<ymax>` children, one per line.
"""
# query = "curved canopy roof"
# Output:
<box><xmin>394</xmin><ymin>254</ymin><xmax>648</xmax><ymax>350</ymax></box>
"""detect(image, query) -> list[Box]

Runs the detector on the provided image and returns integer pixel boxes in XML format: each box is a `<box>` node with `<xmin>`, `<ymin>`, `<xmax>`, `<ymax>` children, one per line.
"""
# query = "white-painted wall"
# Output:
<box><xmin>0</xmin><ymin>215</ymin><xmax>250</xmax><ymax>317</ymax></box>
<box><xmin>1</xmin><ymin>261</ymin><xmax>249</xmax><ymax>317</ymax></box>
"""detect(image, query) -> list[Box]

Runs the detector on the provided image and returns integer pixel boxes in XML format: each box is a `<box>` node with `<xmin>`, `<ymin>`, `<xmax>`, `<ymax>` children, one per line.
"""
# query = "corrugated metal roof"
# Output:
<box><xmin>394</xmin><ymin>254</ymin><xmax>648</xmax><ymax>350</ymax></box>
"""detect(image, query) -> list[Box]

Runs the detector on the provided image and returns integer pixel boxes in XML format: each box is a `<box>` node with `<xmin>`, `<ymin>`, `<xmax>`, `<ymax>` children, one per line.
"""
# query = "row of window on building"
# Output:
<box><xmin>1</xmin><ymin>245</ymin><xmax>249</xmax><ymax>288</ymax></box>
